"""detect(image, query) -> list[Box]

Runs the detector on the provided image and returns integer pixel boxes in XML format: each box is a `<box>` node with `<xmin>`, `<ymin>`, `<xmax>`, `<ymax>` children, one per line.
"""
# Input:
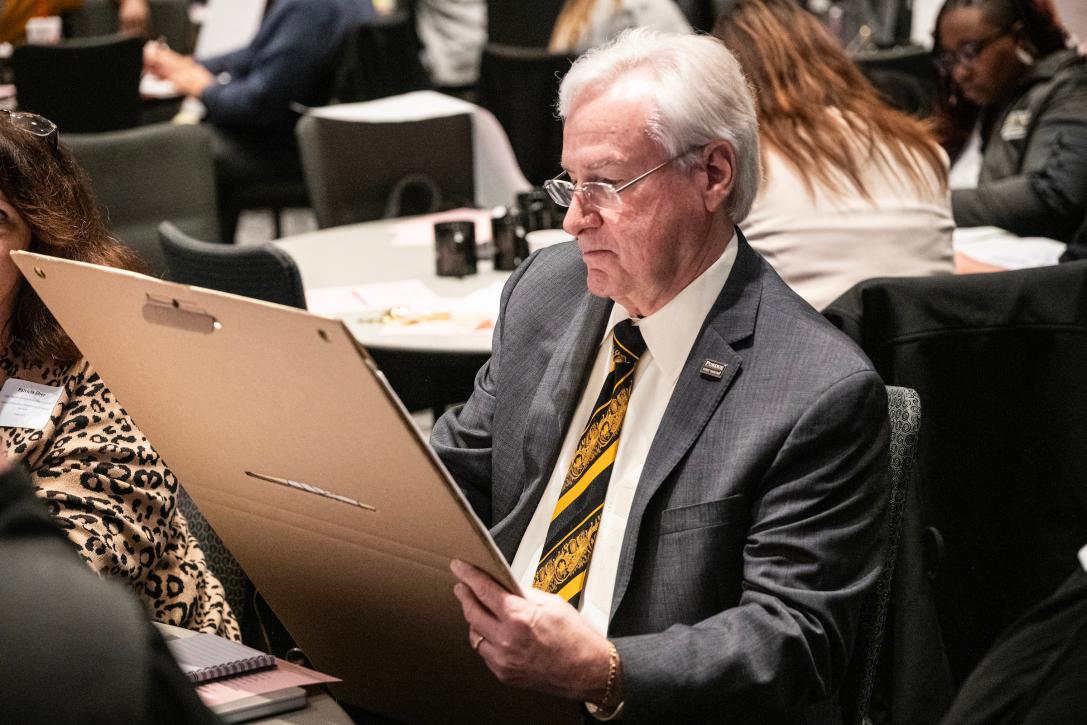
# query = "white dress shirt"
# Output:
<box><xmin>509</xmin><ymin>233</ymin><xmax>738</xmax><ymax>634</ymax></box>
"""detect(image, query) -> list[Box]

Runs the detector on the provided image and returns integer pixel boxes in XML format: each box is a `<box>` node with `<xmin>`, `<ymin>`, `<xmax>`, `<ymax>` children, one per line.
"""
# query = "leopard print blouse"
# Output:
<box><xmin>0</xmin><ymin>350</ymin><xmax>240</xmax><ymax>640</ymax></box>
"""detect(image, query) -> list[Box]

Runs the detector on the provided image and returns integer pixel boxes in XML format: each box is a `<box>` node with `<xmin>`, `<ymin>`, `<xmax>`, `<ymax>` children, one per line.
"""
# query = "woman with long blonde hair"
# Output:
<box><xmin>548</xmin><ymin>0</ymin><xmax>690</xmax><ymax>54</ymax></box>
<box><xmin>714</xmin><ymin>0</ymin><xmax>955</xmax><ymax>309</ymax></box>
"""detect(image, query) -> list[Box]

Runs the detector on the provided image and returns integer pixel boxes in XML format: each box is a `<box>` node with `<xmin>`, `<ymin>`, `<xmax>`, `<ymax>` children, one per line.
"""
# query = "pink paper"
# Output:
<box><xmin>195</xmin><ymin>658</ymin><xmax>341</xmax><ymax>707</ymax></box>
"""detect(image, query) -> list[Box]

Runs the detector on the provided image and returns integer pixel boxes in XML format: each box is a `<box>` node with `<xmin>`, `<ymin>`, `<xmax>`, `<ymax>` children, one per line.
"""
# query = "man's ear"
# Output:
<box><xmin>701</xmin><ymin>140</ymin><xmax>736</xmax><ymax>213</ymax></box>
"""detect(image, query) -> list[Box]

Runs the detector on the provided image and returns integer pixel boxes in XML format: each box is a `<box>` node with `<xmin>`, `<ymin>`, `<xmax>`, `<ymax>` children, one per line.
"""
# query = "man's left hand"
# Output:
<box><xmin>450</xmin><ymin>559</ymin><xmax>613</xmax><ymax>703</ymax></box>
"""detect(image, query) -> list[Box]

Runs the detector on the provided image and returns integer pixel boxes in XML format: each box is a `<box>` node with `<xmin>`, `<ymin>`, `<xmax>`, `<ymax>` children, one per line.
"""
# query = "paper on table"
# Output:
<box><xmin>390</xmin><ymin>208</ymin><xmax>495</xmax><ymax>247</ymax></box>
<box><xmin>195</xmin><ymin>657</ymin><xmax>340</xmax><ymax>708</ymax></box>
<box><xmin>305</xmin><ymin>280</ymin><xmax>439</xmax><ymax>317</ymax></box>
<box><xmin>309</xmin><ymin>90</ymin><xmax>477</xmax><ymax>123</ymax></box>
<box><xmin>377</xmin><ymin>280</ymin><xmax>504</xmax><ymax>336</ymax></box>
<box><xmin>140</xmin><ymin>74</ymin><xmax>180</xmax><ymax>99</ymax></box>
<box><xmin>953</xmin><ymin>226</ymin><xmax>1066</xmax><ymax>270</ymax></box>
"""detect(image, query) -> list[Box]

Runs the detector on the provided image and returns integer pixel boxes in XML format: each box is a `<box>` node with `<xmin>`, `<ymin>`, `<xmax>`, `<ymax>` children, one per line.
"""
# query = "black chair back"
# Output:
<box><xmin>158</xmin><ymin>221</ymin><xmax>307</xmax><ymax>309</ymax></box>
<box><xmin>64</xmin><ymin>123</ymin><xmax>219</xmax><ymax>277</ymax></box>
<box><xmin>65</xmin><ymin>0</ymin><xmax>194</xmax><ymax>51</ymax></box>
<box><xmin>296</xmin><ymin>112</ymin><xmax>475</xmax><ymax>229</ymax></box>
<box><xmin>838</xmin><ymin>386</ymin><xmax>950</xmax><ymax>725</ymax></box>
<box><xmin>854</xmin><ymin>45</ymin><xmax>936</xmax><ymax>118</ymax></box>
<box><xmin>476</xmin><ymin>43</ymin><xmax>575</xmax><ymax>185</ymax></box>
<box><xmin>331</xmin><ymin>11</ymin><xmax>430</xmax><ymax>103</ymax></box>
<box><xmin>12</xmin><ymin>35</ymin><xmax>142</xmax><ymax>133</ymax></box>
<box><xmin>485</xmin><ymin>0</ymin><xmax>565</xmax><ymax>47</ymax></box>
<box><xmin>824</xmin><ymin>263</ymin><xmax>1087</xmax><ymax>693</ymax></box>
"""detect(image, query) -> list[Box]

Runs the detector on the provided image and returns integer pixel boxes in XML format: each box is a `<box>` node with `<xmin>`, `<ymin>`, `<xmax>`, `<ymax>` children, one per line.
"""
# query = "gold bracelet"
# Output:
<box><xmin>601</xmin><ymin>642</ymin><xmax>620</xmax><ymax>710</ymax></box>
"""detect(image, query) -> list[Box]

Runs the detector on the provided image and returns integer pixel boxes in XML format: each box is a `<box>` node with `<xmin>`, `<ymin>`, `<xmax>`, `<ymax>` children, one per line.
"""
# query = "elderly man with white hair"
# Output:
<box><xmin>435</xmin><ymin>29</ymin><xmax>890</xmax><ymax>723</ymax></box>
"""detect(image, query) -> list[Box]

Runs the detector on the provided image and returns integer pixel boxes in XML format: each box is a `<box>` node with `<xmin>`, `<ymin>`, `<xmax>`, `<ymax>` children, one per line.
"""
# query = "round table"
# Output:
<box><xmin>276</xmin><ymin>212</ymin><xmax>512</xmax><ymax>412</ymax></box>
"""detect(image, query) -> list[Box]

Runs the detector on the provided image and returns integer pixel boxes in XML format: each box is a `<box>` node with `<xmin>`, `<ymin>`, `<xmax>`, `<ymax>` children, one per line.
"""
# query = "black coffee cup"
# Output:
<box><xmin>434</xmin><ymin>220</ymin><xmax>477</xmax><ymax>277</ymax></box>
<box><xmin>491</xmin><ymin>209</ymin><xmax>529</xmax><ymax>271</ymax></box>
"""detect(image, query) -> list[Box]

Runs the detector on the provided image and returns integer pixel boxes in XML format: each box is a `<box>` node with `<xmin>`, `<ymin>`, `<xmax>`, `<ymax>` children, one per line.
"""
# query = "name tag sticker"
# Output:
<box><xmin>0</xmin><ymin>378</ymin><xmax>63</xmax><ymax>429</ymax></box>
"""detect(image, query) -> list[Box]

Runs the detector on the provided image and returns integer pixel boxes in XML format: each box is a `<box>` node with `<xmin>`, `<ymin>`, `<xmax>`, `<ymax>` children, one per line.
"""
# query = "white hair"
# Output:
<box><xmin>557</xmin><ymin>28</ymin><xmax>761</xmax><ymax>223</ymax></box>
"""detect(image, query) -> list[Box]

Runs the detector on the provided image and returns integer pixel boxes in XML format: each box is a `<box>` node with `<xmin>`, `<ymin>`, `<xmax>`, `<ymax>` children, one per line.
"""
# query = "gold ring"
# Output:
<box><xmin>471</xmin><ymin>633</ymin><xmax>486</xmax><ymax>652</ymax></box>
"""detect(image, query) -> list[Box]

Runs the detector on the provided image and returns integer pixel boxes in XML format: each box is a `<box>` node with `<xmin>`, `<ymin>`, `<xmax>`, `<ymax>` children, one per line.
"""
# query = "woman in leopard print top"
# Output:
<box><xmin>0</xmin><ymin>112</ymin><xmax>238</xmax><ymax>639</ymax></box>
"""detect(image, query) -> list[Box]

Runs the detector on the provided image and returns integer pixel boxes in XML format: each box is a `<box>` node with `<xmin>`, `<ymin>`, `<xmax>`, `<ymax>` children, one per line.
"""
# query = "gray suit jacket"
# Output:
<box><xmin>432</xmin><ymin>231</ymin><xmax>890</xmax><ymax>723</ymax></box>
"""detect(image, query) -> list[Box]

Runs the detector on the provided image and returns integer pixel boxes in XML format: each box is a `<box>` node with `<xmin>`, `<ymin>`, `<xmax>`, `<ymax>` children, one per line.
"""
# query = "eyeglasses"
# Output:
<box><xmin>544</xmin><ymin>147</ymin><xmax>698</xmax><ymax>211</ymax></box>
<box><xmin>0</xmin><ymin>109</ymin><xmax>58</xmax><ymax>145</ymax></box>
<box><xmin>933</xmin><ymin>27</ymin><xmax>1011</xmax><ymax>74</ymax></box>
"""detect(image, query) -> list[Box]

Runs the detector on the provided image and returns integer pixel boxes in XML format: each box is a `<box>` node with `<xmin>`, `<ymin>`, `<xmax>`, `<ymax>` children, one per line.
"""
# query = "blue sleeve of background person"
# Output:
<box><xmin>200</xmin><ymin>0</ymin><xmax>376</xmax><ymax>128</ymax></box>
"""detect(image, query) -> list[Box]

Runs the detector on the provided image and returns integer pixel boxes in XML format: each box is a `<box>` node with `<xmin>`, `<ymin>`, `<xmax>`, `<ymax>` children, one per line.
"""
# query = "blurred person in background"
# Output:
<box><xmin>143</xmin><ymin>0</ymin><xmax>376</xmax><ymax>243</ymax></box>
<box><xmin>933</xmin><ymin>0</ymin><xmax>1087</xmax><ymax>243</ymax></box>
<box><xmin>0</xmin><ymin>0</ymin><xmax>150</xmax><ymax>43</ymax></box>
<box><xmin>548</xmin><ymin>0</ymin><xmax>691</xmax><ymax>53</ymax></box>
<box><xmin>715</xmin><ymin>0</ymin><xmax>953</xmax><ymax>311</ymax></box>
<box><xmin>413</xmin><ymin>0</ymin><xmax>487</xmax><ymax>93</ymax></box>
<box><xmin>0</xmin><ymin>109</ymin><xmax>238</xmax><ymax>639</ymax></box>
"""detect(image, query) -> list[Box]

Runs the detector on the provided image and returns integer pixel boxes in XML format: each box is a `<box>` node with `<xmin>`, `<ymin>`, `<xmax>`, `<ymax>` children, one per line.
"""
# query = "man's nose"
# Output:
<box><xmin>562</xmin><ymin>192</ymin><xmax>600</xmax><ymax>238</ymax></box>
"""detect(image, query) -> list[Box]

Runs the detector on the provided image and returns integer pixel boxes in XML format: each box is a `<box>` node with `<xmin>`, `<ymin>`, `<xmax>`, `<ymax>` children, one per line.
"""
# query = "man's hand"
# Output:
<box><xmin>166</xmin><ymin>62</ymin><xmax>215</xmax><ymax>98</ymax></box>
<box><xmin>143</xmin><ymin>40</ymin><xmax>188</xmax><ymax>78</ymax></box>
<box><xmin>118</xmin><ymin>0</ymin><xmax>151</xmax><ymax>37</ymax></box>
<box><xmin>142</xmin><ymin>41</ymin><xmax>214</xmax><ymax>98</ymax></box>
<box><xmin>450</xmin><ymin>559</ymin><xmax>614</xmax><ymax>704</ymax></box>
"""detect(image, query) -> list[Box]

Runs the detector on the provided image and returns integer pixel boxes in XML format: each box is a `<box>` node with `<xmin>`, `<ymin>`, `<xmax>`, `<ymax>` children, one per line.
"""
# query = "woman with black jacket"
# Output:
<box><xmin>934</xmin><ymin>0</ymin><xmax>1087</xmax><ymax>243</ymax></box>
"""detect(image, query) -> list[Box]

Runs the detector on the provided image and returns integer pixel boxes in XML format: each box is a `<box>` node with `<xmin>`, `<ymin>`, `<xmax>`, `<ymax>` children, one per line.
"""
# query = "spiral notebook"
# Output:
<box><xmin>166</xmin><ymin>633</ymin><xmax>277</xmax><ymax>684</ymax></box>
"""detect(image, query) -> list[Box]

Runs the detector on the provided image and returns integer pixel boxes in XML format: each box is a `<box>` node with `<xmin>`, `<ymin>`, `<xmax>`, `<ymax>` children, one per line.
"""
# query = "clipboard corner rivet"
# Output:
<box><xmin>318</xmin><ymin>329</ymin><xmax>331</xmax><ymax>342</ymax></box>
<box><xmin>34</xmin><ymin>267</ymin><xmax>45</xmax><ymax>279</ymax></box>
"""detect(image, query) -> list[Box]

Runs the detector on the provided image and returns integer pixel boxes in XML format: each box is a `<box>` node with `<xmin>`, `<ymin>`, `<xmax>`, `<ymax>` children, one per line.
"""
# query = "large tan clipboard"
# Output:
<box><xmin>14</xmin><ymin>252</ymin><xmax>578</xmax><ymax>724</ymax></box>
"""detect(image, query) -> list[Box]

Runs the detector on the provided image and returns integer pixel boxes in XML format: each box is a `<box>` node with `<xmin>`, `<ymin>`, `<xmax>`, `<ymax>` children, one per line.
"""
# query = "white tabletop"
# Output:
<box><xmin>276</xmin><ymin>211</ymin><xmax>513</xmax><ymax>355</ymax></box>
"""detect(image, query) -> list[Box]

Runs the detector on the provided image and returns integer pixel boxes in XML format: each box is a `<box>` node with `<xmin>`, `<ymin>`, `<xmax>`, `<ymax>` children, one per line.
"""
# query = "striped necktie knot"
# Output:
<box><xmin>612</xmin><ymin>318</ymin><xmax>646</xmax><ymax>359</ymax></box>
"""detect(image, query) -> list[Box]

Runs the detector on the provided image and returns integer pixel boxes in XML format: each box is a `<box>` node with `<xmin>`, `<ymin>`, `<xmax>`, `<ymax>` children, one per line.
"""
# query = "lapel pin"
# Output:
<box><xmin>700</xmin><ymin>359</ymin><xmax>727</xmax><ymax>380</ymax></box>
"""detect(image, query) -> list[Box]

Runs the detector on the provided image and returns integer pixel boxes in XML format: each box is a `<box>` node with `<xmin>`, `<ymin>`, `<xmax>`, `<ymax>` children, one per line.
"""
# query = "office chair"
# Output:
<box><xmin>485</xmin><ymin>0</ymin><xmax>565</xmax><ymax>47</ymax></box>
<box><xmin>824</xmin><ymin>262</ymin><xmax>1087</xmax><ymax>696</ymax></box>
<box><xmin>330</xmin><ymin>11</ymin><xmax>431</xmax><ymax>103</ymax></box>
<box><xmin>64</xmin><ymin>0</ymin><xmax>194</xmax><ymax>52</ymax></box>
<box><xmin>295</xmin><ymin>111</ymin><xmax>475</xmax><ymax>229</ymax></box>
<box><xmin>176</xmin><ymin>486</ymin><xmax>252</xmax><ymax>627</ymax></box>
<box><xmin>65</xmin><ymin>123</ymin><xmax>219</xmax><ymax>277</ymax></box>
<box><xmin>220</xmin><ymin>176</ymin><xmax>311</xmax><ymax>244</ymax></box>
<box><xmin>839</xmin><ymin>386</ymin><xmax>952</xmax><ymax>725</ymax></box>
<box><xmin>476</xmin><ymin>43</ymin><xmax>576</xmax><ymax>185</ymax></box>
<box><xmin>854</xmin><ymin>45</ymin><xmax>937</xmax><ymax>118</ymax></box>
<box><xmin>12</xmin><ymin>35</ymin><xmax>142</xmax><ymax>133</ymax></box>
<box><xmin>158</xmin><ymin>221</ymin><xmax>307</xmax><ymax>309</ymax></box>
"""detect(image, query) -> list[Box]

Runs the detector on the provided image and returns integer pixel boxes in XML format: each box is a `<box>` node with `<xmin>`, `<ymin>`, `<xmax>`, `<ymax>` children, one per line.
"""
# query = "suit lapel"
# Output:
<box><xmin>609</xmin><ymin>233</ymin><xmax>764</xmax><ymax>621</ymax></box>
<box><xmin>491</xmin><ymin>291</ymin><xmax>613</xmax><ymax>560</ymax></box>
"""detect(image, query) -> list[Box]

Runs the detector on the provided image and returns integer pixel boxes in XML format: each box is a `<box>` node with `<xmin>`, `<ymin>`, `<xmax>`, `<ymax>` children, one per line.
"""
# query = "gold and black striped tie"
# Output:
<box><xmin>534</xmin><ymin>319</ymin><xmax>646</xmax><ymax>608</ymax></box>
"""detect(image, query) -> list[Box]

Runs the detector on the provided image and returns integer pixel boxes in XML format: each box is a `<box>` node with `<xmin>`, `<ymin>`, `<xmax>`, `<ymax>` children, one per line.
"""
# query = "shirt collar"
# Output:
<box><xmin>605</xmin><ymin>231</ymin><xmax>739</xmax><ymax>384</ymax></box>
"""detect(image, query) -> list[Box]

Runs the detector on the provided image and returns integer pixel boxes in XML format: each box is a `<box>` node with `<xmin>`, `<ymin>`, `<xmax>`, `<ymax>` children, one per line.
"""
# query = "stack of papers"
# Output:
<box><xmin>195</xmin><ymin>658</ymin><xmax>340</xmax><ymax>722</ymax></box>
<box><xmin>160</xmin><ymin>626</ymin><xmax>341</xmax><ymax>722</ymax></box>
<box><xmin>167</xmin><ymin>633</ymin><xmax>275</xmax><ymax>683</ymax></box>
